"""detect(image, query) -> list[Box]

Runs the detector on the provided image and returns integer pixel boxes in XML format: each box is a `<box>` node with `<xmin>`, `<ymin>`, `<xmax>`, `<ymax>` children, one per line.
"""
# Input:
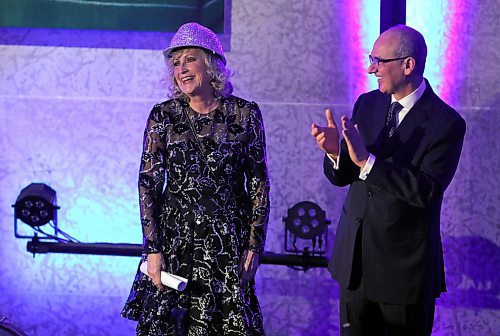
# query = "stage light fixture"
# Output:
<box><xmin>13</xmin><ymin>183</ymin><xmax>60</xmax><ymax>239</ymax></box>
<box><xmin>283</xmin><ymin>201</ymin><xmax>330</xmax><ymax>257</ymax></box>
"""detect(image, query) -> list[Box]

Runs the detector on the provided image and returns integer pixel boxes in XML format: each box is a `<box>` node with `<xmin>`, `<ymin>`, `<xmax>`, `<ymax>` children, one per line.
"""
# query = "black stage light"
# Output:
<box><xmin>13</xmin><ymin>183</ymin><xmax>60</xmax><ymax>239</ymax></box>
<box><xmin>283</xmin><ymin>201</ymin><xmax>330</xmax><ymax>256</ymax></box>
<box><xmin>15</xmin><ymin>183</ymin><xmax>58</xmax><ymax>227</ymax></box>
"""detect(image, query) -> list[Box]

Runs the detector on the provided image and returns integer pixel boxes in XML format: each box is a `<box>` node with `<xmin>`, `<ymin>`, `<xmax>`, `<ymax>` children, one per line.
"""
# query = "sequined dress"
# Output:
<box><xmin>121</xmin><ymin>96</ymin><xmax>270</xmax><ymax>336</ymax></box>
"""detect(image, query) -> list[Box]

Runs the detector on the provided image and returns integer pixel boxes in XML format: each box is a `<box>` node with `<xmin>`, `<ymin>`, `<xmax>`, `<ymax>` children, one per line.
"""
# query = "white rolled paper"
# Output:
<box><xmin>140</xmin><ymin>261</ymin><xmax>188</xmax><ymax>291</ymax></box>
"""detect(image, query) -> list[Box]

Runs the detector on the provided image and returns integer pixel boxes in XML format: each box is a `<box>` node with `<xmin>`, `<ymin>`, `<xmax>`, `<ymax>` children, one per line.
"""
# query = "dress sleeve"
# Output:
<box><xmin>138</xmin><ymin>105</ymin><xmax>166</xmax><ymax>255</ymax></box>
<box><xmin>245</xmin><ymin>103</ymin><xmax>271</xmax><ymax>254</ymax></box>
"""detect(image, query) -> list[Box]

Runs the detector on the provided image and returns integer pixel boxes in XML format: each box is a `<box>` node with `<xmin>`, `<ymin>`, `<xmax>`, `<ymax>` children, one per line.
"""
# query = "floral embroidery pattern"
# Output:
<box><xmin>122</xmin><ymin>96</ymin><xmax>270</xmax><ymax>336</ymax></box>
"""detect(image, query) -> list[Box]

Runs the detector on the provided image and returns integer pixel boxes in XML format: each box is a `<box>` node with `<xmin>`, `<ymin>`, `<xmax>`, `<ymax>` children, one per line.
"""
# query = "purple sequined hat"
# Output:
<box><xmin>163</xmin><ymin>22</ymin><xmax>226</xmax><ymax>64</ymax></box>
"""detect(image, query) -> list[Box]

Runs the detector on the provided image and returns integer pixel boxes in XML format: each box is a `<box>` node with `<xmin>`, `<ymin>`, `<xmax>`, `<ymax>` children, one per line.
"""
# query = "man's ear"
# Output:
<box><xmin>403</xmin><ymin>57</ymin><xmax>416</xmax><ymax>75</ymax></box>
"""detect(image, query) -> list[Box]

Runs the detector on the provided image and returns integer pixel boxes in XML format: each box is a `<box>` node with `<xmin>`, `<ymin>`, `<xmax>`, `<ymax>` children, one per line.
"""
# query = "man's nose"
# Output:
<box><xmin>367</xmin><ymin>63</ymin><xmax>377</xmax><ymax>74</ymax></box>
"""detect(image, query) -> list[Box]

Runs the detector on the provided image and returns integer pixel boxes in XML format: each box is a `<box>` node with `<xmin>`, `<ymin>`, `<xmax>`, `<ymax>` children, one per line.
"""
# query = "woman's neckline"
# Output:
<box><xmin>188</xmin><ymin>97</ymin><xmax>220</xmax><ymax>115</ymax></box>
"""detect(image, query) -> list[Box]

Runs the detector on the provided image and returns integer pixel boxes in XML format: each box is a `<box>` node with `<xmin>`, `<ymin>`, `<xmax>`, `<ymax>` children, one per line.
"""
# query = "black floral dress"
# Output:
<box><xmin>121</xmin><ymin>96</ymin><xmax>270</xmax><ymax>336</ymax></box>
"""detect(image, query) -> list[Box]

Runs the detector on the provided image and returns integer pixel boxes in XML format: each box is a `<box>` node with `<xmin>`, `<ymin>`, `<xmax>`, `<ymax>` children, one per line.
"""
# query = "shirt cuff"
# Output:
<box><xmin>327</xmin><ymin>153</ymin><xmax>340</xmax><ymax>169</ymax></box>
<box><xmin>359</xmin><ymin>154</ymin><xmax>376</xmax><ymax>180</ymax></box>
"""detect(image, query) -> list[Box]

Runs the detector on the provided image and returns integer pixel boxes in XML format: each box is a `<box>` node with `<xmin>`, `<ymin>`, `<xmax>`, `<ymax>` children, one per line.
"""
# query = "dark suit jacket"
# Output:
<box><xmin>325</xmin><ymin>80</ymin><xmax>466</xmax><ymax>304</ymax></box>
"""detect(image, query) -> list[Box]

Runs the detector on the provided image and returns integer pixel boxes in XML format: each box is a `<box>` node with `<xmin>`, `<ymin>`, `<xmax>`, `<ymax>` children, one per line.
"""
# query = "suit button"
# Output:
<box><xmin>355</xmin><ymin>217</ymin><xmax>362</xmax><ymax>223</ymax></box>
<box><xmin>368</xmin><ymin>191</ymin><xmax>373</xmax><ymax>198</ymax></box>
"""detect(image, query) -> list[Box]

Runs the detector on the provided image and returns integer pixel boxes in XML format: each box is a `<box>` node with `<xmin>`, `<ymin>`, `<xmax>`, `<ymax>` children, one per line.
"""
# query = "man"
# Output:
<box><xmin>311</xmin><ymin>25</ymin><xmax>466</xmax><ymax>335</ymax></box>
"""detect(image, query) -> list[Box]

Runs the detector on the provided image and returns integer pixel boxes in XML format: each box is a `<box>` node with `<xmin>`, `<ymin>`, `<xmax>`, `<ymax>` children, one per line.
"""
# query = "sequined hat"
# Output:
<box><xmin>163</xmin><ymin>22</ymin><xmax>226</xmax><ymax>65</ymax></box>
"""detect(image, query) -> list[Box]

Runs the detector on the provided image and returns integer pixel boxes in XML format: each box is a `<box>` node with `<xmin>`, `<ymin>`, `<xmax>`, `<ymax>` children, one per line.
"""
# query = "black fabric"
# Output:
<box><xmin>122</xmin><ymin>96</ymin><xmax>270</xmax><ymax>336</ymax></box>
<box><xmin>325</xmin><ymin>81</ymin><xmax>466</xmax><ymax>304</ymax></box>
<box><xmin>340</xmin><ymin>280</ymin><xmax>436</xmax><ymax>336</ymax></box>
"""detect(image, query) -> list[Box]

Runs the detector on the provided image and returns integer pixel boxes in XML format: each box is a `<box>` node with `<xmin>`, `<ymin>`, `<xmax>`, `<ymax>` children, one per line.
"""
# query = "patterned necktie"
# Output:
<box><xmin>386</xmin><ymin>101</ymin><xmax>403</xmax><ymax>138</ymax></box>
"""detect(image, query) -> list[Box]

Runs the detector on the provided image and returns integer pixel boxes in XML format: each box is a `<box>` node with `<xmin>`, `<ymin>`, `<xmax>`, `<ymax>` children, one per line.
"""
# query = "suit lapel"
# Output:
<box><xmin>364</xmin><ymin>94</ymin><xmax>391</xmax><ymax>155</ymax></box>
<box><xmin>378</xmin><ymin>84</ymin><xmax>434</xmax><ymax>156</ymax></box>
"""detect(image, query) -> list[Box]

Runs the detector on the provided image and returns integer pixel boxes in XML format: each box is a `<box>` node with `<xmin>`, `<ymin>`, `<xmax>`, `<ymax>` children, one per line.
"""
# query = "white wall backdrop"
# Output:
<box><xmin>0</xmin><ymin>0</ymin><xmax>498</xmax><ymax>335</ymax></box>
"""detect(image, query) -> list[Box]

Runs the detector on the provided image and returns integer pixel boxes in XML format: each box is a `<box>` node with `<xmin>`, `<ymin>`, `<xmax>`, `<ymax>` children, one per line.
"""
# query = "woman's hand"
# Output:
<box><xmin>239</xmin><ymin>250</ymin><xmax>260</xmax><ymax>285</ymax></box>
<box><xmin>147</xmin><ymin>253</ymin><xmax>165</xmax><ymax>290</ymax></box>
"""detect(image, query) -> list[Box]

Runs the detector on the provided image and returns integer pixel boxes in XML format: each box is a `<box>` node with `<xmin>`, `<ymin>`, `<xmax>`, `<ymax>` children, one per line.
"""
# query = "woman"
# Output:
<box><xmin>121</xmin><ymin>22</ymin><xmax>270</xmax><ymax>336</ymax></box>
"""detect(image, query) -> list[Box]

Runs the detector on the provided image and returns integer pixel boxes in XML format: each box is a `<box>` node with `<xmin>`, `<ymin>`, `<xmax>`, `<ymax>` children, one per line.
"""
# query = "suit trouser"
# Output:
<box><xmin>339</xmin><ymin>280</ymin><xmax>436</xmax><ymax>336</ymax></box>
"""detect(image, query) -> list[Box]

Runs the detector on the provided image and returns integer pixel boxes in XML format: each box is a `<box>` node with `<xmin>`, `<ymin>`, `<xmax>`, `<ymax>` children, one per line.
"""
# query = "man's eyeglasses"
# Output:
<box><xmin>368</xmin><ymin>55</ymin><xmax>410</xmax><ymax>67</ymax></box>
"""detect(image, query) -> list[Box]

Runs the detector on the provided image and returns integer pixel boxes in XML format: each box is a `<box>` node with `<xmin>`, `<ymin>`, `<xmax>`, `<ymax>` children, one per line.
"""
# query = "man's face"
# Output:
<box><xmin>368</xmin><ymin>32</ymin><xmax>408</xmax><ymax>99</ymax></box>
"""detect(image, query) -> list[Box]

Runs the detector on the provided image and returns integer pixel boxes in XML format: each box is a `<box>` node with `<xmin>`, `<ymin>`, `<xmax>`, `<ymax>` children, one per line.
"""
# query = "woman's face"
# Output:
<box><xmin>172</xmin><ymin>48</ymin><xmax>213</xmax><ymax>97</ymax></box>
